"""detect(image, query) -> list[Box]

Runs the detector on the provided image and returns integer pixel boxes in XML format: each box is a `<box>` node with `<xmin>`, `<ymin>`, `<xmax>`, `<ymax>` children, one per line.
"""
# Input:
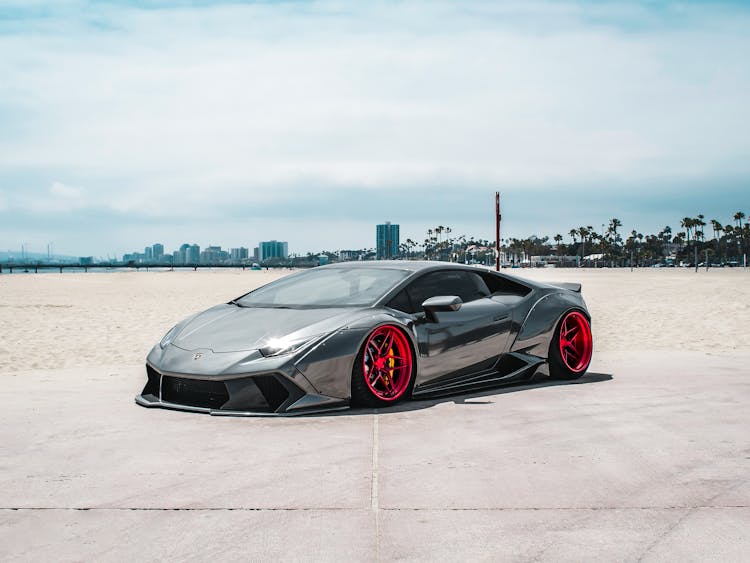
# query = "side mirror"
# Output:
<box><xmin>421</xmin><ymin>295</ymin><xmax>462</xmax><ymax>322</ymax></box>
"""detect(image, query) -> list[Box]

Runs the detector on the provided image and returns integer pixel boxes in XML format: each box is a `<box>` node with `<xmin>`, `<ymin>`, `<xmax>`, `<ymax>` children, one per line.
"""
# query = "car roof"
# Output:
<box><xmin>320</xmin><ymin>260</ymin><xmax>547</xmax><ymax>293</ymax></box>
<box><xmin>323</xmin><ymin>260</ymin><xmax>485</xmax><ymax>273</ymax></box>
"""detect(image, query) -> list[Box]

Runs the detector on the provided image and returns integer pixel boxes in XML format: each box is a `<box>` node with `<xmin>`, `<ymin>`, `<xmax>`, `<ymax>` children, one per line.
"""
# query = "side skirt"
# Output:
<box><xmin>411</xmin><ymin>352</ymin><xmax>545</xmax><ymax>399</ymax></box>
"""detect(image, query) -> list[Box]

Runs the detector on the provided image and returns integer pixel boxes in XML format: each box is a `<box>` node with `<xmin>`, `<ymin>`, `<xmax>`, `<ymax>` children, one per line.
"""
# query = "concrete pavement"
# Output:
<box><xmin>1</xmin><ymin>351</ymin><xmax>748</xmax><ymax>561</ymax></box>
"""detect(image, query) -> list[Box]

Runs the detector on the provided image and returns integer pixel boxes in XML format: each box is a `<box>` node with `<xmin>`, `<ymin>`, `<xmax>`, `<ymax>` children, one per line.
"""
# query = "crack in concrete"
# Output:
<box><xmin>635</xmin><ymin>479</ymin><xmax>749</xmax><ymax>562</ymax></box>
<box><xmin>636</xmin><ymin>508</ymin><xmax>692</xmax><ymax>563</ymax></box>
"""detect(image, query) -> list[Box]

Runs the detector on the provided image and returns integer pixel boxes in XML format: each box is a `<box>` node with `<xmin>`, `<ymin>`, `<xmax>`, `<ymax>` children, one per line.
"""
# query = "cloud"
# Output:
<box><xmin>0</xmin><ymin>1</ymin><xmax>749</xmax><ymax>254</ymax></box>
<box><xmin>50</xmin><ymin>181</ymin><xmax>83</xmax><ymax>199</ymax></box>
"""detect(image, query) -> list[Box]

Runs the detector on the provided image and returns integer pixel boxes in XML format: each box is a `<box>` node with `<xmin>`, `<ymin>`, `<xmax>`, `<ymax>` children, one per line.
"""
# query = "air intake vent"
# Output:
<box><xmin>161</xmin><ymin>376</ymin><xmax>229</xmax><ymax>409</ymax></box>
<box><xmin>253</xmin><ymin>375</ymin><xmax>291</xmax><ymax>412</ymax></box>
<box><xmin>142</xmin><ymin>365</ymin><xmax>160</xmax><ymax>397</ymax></box>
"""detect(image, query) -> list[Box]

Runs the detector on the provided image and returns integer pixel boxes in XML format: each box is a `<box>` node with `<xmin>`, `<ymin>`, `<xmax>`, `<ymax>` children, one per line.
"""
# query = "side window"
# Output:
<box><xmin>479</xmin><ymin>272</ymin><xmax>532</xmax><ymax>296</ymax></box>
<box><xmin>465</xmin><ymin>272</ymin><xmax>491</xmax><ymax>300</ymax></box>
<box><xmin>403</xmin><ymin>272</ymin><xmax>448</xmax><ymax>312</ymax></box>
<box><xmin>386</xmin><ymin>289</ymin><xmax>413</xmax><ymax>313</ymax></box>
<box><xmin>401</xmin><ymin>271</ymin><xmax>491</xmax><ymax>313</ymax></box>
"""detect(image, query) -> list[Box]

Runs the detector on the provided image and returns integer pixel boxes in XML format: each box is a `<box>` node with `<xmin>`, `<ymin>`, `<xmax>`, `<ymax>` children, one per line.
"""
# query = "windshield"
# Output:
<box><xmin>235</xmin><ymin>267</ymin><xmax>410</xmax><ymax>308</ymax></box>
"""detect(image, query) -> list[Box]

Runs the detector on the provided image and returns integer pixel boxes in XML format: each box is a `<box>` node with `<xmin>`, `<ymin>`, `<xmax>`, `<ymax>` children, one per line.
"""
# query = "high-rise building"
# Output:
<box><xmin>152</xmin><ymin>243</ymin><xmax>164</xmax><ymax>261</ymax></box>
<box><xmin>187</xmin><ymin>244</ymin><xmax>200</xmax><ymax>264</ymax></box>
<box><xmin>230</xmin><ymin>247</ymin><xmax>249</xmax><ymax>261</ymax></box>
<box><xmin>200</xmin><ymin>245</ymin><xmax>229</xmax><ymax>264</ymax></box>
<box><xmin>144</xmin><ymin>246</ymin><xmax>153</xmax><ymax>261</ymax></box>
<box><xmin>376</xmin><ymin>222</ymin><xmax>399</xmax><ymax>260</ymax></box>
<box><xmin>178</xmin><ymin>243</ymin><xmax>191</xmax><ymax>265</ymax></box>
<box><xmin>258</xmin><ymin>240</ymin><xmax>288</xmax><ymax>262</ymax></box>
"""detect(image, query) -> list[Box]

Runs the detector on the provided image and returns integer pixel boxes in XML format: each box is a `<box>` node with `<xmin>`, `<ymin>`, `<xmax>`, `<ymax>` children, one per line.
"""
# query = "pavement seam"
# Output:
<box><xmin>371</xmin><ymin>410</ymin><xmax>379</xmax><ymax>512</ymax></box>
<box><xmin>2</xmin><ymin>506</ymin><xmax>748</xmax><ymax>512</ymax></box>
<box><xmin>371</xmin><ymin>409</ymin><xmax>380</xmax><ymax>563</ymax></box>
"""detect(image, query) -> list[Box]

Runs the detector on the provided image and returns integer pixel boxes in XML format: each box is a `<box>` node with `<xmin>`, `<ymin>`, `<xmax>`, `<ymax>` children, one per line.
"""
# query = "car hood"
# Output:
<box><xmin>171</xmin><ymin>303</ymin><xmax>364</xmax><ymax>353</ymax></box>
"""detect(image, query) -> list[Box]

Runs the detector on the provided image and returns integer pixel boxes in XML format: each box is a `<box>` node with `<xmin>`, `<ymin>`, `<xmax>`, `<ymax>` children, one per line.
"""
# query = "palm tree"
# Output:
<box><xmin>405</xmin><ymin>238</ymin><xmax>417</xmax><ymax>260</ymax></box>
<box><xmin>710</xmin><ymin>219</ymin><xmax>722</xmax><ymax>241</ymax></box>
<box><xmin>659</xmin><ymin>225</ymin><xmax>672</xmax><ymax>244</ymax></box>
<box><xmin>710</xmin><ymin>220</ymin><xmax>723</xmax><ymax>259</ymax></box>
<box><xmin>695</xmin><ymin>214</ymin><xmax>706</xmax><ymax>241</ymax></box>
<box><xmin>734</xmin><ymin>212</ymin><xmax>746</xmax><ymax>229</ymax></box>
<box><xmin>435</xmin><ymin>226</ymin><xmax>444</xmax><ymax>244</ymax></box>
<box><xmin>586</xmin><ymin>225</ymin><xmax>596</xmax><ymax>254</ymax></box>
<box><xmin>608</xmin><ymin>218</ymin><xmax>622</xmax><ymax>239</ymax></box>
<box><xmin>578</xmin><ymin>226</ymin><xmax>590</xmax><ymax>260</ymax></box>
<box><xmin>554</xmin><ymin>234</ymin><xmax>563</xmax><ymax>255</ymax></box>
<box><xmin>724</xmin><ymin>225</ymin><xmax>734</xmax><ymax>249</ymax></box>
<box><xmin>606</xmin><ymin>218</ymin><xmax>623</xmax><ymax>260</ymax></box>
<box><xmin>680</xmin><ymin>217</ymin><xmax>693</xmax><ymax>246</ymax></box>
<box><xmin>674</xmin><ymin>233</ymin><xmax>685</xmax><ymax>252</ymax></box>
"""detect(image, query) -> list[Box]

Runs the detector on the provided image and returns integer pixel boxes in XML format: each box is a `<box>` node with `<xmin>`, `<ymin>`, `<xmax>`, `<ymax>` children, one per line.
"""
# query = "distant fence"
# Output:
<box><xmin>0</xmin><ymin>262</ymin><xmax>315</xmax><ymax>274</ymax></box>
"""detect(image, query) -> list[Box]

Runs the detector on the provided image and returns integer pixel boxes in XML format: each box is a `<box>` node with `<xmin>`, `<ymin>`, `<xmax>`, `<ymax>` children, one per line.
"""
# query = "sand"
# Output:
<box><xmin>2</xmin><ymin>265</ymin><xmax>749</xmax><ymax>561</ymax></box>
<box><xmin>1</xmin><ymin>266</ymin><xmax>748</xmax><ymax>374</ymax></box>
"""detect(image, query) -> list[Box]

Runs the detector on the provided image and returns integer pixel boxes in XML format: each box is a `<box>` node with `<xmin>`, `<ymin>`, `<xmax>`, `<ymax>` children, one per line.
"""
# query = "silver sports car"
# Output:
<box><xmin>136</xmin><ymin>261</ymin><xmax>592</xmax><ymax>416</ymax></box>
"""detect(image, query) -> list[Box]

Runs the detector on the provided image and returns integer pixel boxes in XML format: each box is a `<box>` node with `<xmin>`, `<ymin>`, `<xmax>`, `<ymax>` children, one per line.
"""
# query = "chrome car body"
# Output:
<box><xmin>135</xmin><ymin>261</ymin><xmax>591</xmax><ymax>415</ymax></box>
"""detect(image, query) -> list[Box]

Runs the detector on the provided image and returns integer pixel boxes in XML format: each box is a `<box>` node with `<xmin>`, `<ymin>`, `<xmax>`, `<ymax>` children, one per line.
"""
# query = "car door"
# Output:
<box><xmin>391</xmin><ymin>270</ymin><xmax>513</xmax><ymax>385</ymax></box>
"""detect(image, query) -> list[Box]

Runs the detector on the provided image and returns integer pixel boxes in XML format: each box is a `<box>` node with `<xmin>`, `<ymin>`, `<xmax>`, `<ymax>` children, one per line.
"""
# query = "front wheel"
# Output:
<box><xmin>549</xmin><ymin>310</ymin><xmax>593</xmax><ymax>380</ymax></box>
<box><xmin>351</xmin><ymin>325</ymin><xmax>415</xmax><ymax>408</ymax></box>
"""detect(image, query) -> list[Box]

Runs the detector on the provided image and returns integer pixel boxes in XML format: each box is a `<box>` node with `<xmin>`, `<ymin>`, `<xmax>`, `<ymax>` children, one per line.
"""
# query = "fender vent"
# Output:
<box><xmin>495</xmin><ymin>353</ymin><xmax>528</xmax><ymax>376</ymax></box>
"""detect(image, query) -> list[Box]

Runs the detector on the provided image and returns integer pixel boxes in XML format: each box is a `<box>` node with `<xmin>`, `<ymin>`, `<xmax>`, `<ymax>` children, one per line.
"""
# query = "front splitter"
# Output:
<box><xmin>134</xmin><ymin>394</ymin><xmax>349</xmax><ymax>417</ymax></box>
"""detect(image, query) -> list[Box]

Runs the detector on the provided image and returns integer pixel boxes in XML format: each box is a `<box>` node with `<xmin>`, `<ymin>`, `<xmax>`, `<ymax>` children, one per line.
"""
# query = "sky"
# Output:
<box><xmin>1</xmin><ymin>0</ymin><xmax>749</xmax><ymax>258</ymax></box>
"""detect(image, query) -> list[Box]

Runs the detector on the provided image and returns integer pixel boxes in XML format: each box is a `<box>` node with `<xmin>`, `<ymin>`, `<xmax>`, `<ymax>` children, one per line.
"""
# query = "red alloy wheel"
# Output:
<box><xmin>362</xmin><ymin>325</ymin><xmax>413</xmax><ymax>402</ymax></box>
<box><xmin>558</xmin><ymin>311</ymin><xmax>593</xmax><ymax>373</ymax></box>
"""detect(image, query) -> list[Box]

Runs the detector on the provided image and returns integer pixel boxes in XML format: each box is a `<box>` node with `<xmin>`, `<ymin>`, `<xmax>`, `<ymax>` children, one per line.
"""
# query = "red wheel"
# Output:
<box><xmin>351</xmin><ymin>325</ymin><xmax>414</xmax><ymax>407</ymax></box>
<box><xmin>550</xmin><ymin>310</ymin><xmax>592</xmax><ymax>379</ymax></box>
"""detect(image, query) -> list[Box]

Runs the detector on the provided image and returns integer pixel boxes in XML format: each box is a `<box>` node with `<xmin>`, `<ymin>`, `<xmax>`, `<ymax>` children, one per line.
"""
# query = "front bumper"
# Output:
<box><xmin>135</xmin><ymin>363</ymin><xmax>348</xmax><ymax>416</ymax></box>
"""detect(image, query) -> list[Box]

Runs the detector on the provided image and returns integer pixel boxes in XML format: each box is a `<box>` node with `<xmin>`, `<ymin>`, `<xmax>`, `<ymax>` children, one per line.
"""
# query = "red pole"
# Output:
<box><xmin>495</xmin><ymin>191</ymin><xmax>501</xmax><ymax>271</ymax></box>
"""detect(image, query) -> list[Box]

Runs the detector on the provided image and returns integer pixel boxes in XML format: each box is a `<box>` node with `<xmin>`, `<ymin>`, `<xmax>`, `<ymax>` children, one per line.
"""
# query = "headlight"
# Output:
<box><xmin>159</xmin><ymin>325</ymin><xmax>180</xmax><ymax>349</ymax></box>
<box><xmin>259</xmin><ymin>335</ymin><xmax>321</xmax><ymax>357</ymax></box>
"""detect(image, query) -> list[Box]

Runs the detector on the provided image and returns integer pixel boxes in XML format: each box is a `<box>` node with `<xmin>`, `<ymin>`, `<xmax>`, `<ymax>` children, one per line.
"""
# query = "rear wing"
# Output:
<box><xmin>548</xmin><ymin>282</ymin><xmax>582</xmax><ymax>293</ymax></box>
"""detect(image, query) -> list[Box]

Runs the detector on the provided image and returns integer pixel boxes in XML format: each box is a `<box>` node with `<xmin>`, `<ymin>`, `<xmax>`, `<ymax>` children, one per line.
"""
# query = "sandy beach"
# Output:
<box><xmin>1</xmin><ymin>266</ymin><xmax>749</xmax><ymax>561</ymax></box>
<box><xmin>1</xmin><ymin>267</ymin><xmax>748</xmax><ymax>374</ymax></box>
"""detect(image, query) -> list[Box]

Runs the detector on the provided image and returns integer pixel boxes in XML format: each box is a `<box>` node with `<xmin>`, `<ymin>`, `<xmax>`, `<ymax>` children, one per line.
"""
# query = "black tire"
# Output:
<box><xmin>351</xmin><ymin>325</ymin><xmax>416</xmax><ymax>408</ymax></box>
<box><xmin>548</xmin><ymin>309</ymin><xmax>593</xmax><ymax>380</ymax></box>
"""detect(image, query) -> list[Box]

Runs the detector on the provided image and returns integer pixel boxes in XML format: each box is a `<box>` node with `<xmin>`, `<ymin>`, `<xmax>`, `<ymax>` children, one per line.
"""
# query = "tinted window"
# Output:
<box><xmin>479</xmin><ymin>272</ymin><xmax>532</xmax><ymax>296</ymax></box>
<box><xmin>389</xmin><ymin>270</ymin><xmax>491</xmax><ymax>313</ymax></box>
<box><xmin>236</xmin><ymin>267</ymin><xmax>410</xmax><ymax>307</ymax></box>
<box><xmin>386</xmin><ymin>289</ymin><xmax>412</xmax><ymax>313</ymax></box>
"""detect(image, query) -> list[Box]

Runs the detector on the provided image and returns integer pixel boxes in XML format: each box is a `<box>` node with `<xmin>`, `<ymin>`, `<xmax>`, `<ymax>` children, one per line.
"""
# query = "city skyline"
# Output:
<box><xmin>1</xmin><ymin>1</ymin><xmax>749</xmax><ymax>256</ymax></box>
<box><xmin>4</xmin><ymin>205</ymin><xmax>747</xmax><ymax>265</ymax></box>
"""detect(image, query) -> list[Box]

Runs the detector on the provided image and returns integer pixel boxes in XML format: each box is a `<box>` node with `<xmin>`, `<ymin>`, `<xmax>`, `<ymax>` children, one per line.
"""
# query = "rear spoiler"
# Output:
<box><xmin>548</xmin><ymin>282</ymin><xmax>582</xmax><ymax>293</ymax></box>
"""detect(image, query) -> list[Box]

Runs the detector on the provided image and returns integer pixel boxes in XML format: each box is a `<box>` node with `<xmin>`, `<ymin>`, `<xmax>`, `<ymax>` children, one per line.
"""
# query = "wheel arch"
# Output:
<box><xmin>294</xmin><ymin>312</ymin><xmax>419</xmax><ymax>401</ymax></box>
<box><xmin>510</xmin><ymin>291</ymin><xmax>590</xmax><ymax>359</ymax></box>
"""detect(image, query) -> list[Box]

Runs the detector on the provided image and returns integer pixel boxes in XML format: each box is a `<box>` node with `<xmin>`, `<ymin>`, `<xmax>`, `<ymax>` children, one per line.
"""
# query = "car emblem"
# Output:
<box><xmin>193</xmin><ymin>353</ymin><xmax>203</xmax><ymax>360</ymax></box>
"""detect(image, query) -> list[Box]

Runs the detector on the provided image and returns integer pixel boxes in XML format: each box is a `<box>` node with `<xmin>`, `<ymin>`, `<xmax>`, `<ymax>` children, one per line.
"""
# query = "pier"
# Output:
<box><xmin>0</xmin><ymin>262</ymin><xmax>307</xmax><ymax>274</ymax></box>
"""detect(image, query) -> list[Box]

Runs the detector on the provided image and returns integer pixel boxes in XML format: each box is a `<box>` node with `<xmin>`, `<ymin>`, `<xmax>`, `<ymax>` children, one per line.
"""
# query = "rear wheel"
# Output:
<box><xmin>351</xmin><ymin>325</ymin><xmax>415</xmax><ymax>407</ymax></box>
<box><xmin>549</xmin><ymin>310</ymin><xmax>592</xmax><ymax>379</ymax></box>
